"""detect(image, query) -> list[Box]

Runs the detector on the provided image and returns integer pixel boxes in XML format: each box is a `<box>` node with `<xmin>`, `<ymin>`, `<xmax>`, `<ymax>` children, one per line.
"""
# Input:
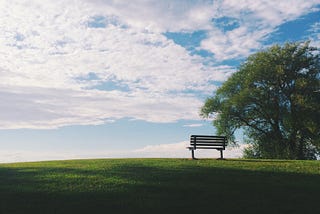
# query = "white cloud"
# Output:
<box><xmin>0</xmin><ymin>0</ymin><xmax>318</xmax><ymax>129</ymax></box>
<box><xmin>0</xmin><ymin>85</ymin><xmax>207</xmax><ymax>129</ymax></box>
<box><xmin>0</xmin><ymin>142</ymin><xmax>248</xmax><ymax>163</ymax></box>
<box><xmin>1</xmin><ymin>0</ymin><xmax>234</xmax><ymax>129</ymax></box>
<box><xmin>80</xmin><ymin>0</ymin><xmax>319</xmax><ymax>62</ymax></box>
<box><xmin>83</xmin><ymin>0</ymin><xmax>216</xmax><ymax>32</ymax></box>
<box><xmin>132</xmin><ymin>141</ymin><xmax>247</xmax><ymax>158</ymax></box>
<box><xmin>309</xmin><ymin>22</ymin><xmax>320</xmax><ymax>48</ymax></box>
<box><xmin>183</xmin><ymin>124</ymin><xmax>204</xmax><ymax>127</ymax></box>
<box><xmin>200</xmin><ymin>0</ymin><xmax>320</xmax><ymax>60</ymax></box>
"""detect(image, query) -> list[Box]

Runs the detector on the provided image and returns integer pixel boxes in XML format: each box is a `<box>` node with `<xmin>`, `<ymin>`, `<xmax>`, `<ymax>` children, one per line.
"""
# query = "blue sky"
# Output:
<box><xmin>0</xmin><ymin>0</ymin><xmax>319</xmax><ymax>162</ymax></box>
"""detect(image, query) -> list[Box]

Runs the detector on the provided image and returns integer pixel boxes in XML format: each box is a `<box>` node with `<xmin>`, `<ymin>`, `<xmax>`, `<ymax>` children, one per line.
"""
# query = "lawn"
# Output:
<box><xmin>0</xmin><ymin>158</ymin><xmax>319</xmax><ymax>214</ymax></box>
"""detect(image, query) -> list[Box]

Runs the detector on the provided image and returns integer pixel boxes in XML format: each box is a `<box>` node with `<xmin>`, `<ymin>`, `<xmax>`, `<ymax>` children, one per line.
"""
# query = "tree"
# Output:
<box><xmin>201</xmin><ymin>42</ymin><xmax>320</xmax><ymax>160</ymax></box>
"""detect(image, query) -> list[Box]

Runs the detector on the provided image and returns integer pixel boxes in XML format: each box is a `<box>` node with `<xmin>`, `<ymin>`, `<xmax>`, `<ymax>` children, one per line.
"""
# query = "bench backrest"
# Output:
<box><xmin>190</xmin><ymin>135</ymin><xmax>227</xmax><ymax>150</ymax></box>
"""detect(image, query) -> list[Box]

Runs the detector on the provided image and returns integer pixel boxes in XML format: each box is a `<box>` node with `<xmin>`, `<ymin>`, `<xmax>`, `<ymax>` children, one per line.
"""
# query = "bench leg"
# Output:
<box><xmin>191</xmin><ymin>149</ymin><xmax>195</xmax><ymax>159</ymax></box>
<box><xmin>220</xmin><ymin>150</ymin><xmax>223</xmax><ymax>159</ymax></box>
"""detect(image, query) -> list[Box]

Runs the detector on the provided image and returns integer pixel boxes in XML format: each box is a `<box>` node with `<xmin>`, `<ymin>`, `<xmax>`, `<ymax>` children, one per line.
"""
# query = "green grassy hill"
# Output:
<box><xmin>0</xmin><ymin>158</ymin><xmax>319</xmax><ymax>214</ymax></box>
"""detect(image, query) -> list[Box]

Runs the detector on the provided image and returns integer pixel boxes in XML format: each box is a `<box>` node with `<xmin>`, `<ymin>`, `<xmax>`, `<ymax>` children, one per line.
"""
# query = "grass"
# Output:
<box><xmin>0</xmin><ymin>158</ymin><xmax>319</xmax><ymax>214</ymax></box>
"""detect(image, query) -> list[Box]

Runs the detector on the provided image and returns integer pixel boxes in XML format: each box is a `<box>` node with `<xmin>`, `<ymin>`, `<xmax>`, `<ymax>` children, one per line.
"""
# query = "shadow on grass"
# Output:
<box><xmin>0</xmin><ymin>160</ymin><xmax>319</xmax><ymax>214</ymax></box>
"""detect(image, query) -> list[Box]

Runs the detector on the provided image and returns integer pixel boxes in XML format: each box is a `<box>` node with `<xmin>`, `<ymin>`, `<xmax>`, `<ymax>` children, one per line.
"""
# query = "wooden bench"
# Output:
<box><xmin>187</xmin><ymin>135</ymin><xmax>227</xmax><ymax>159</ymax></box>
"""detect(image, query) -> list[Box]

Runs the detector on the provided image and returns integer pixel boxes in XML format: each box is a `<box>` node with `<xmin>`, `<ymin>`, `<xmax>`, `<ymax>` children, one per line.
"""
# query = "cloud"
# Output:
<box><xmin>82</xmin><ymin>0</ymin><xmax>216</xmax><ymax>32</ymax></box>
<box><xmin>0</xmin><ymin>0</ymin><xmax>318</xmax><ymax>129</ymax></box>
<box><xmin>0</xmin><ymin>142</ymin><xmax>248</xmax><ymax>163</ymax></box>
<box><xmin>183</xmin><ymin>124</ymin><xmax>204</xmax><ymax>127</ymax></box>
<box><xmin>80</xmin><ymin>0</ymin><xmax>319</xmax><ymax>62</ymax></box>
<box><xmin>200</xmin><ymin>0</ymin><xmax>320</xmax><ymax>61</ymax></box>
<box><xmin>127</xmin><ymin>141</ymin><xmax>247</xmax><ymax>158</ymax></box>
<box><xmin>0</xmin><ymin>85</ymin><xmax>207</xmax><ymax>129</ymax></box>
<box><xmin>309</xmin><ymin>22</ymin><xmax>320</xmax><ymax>48</ymax></box>
<box><xmin>0</xmin><ymin>0</ymin><xmax>238</xmax><ymax>129</ymax></box>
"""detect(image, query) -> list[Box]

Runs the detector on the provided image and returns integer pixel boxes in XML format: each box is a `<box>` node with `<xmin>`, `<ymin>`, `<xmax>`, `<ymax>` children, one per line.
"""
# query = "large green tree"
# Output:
<box><xmin>201</xmin><ymin>42</ymin><xmax>320</xmax><ymax>160</ymax></box>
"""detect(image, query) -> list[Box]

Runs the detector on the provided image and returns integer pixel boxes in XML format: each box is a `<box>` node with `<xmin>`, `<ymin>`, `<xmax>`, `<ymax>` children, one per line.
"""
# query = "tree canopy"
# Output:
<box><xmin>201</xmin><ymin>42</ymin><xmax>320</xmax><ymax>160</ymax></box>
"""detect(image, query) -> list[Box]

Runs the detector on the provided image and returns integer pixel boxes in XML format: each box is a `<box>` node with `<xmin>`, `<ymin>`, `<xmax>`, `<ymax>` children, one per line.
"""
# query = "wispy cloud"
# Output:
<box><xmin>0</xmin><ymin>86</ymin><xmax>207</xmax><ymax>129</ymax></box>
<box><xmin>0</xmin><ymin>142</ymin><xmax>248</xmax><ymax>163</ymax></box>
<box><xmin>183</xmin><ymin>124</ymin><xmax>203</xmax><ymax>127</ymax></box>
<box><xmin>309</xmin><ymin>22</ymin><xmax>320</xmax><ymax>47</ymax></box>
<box><xmin>132</xmin><ymin>141</ymin><xmax>248</xmax><ymax>159</ymax></box>
<box><xmin>200</xmin><ymin>0</ymin><xmax>320</xmax><ymax>60</ymax></box>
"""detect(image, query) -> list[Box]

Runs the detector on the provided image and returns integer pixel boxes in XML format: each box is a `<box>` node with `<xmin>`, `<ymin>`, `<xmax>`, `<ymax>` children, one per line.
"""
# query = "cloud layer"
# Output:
<box><xmin>0</xmin><ymin>0</ymin><xmax>319</xmax><ymax>129</ymax></box>
<box><xmin>0</xmin><ymin>141</ymin><xmax>247</xmax><ymax>163</ymax></box>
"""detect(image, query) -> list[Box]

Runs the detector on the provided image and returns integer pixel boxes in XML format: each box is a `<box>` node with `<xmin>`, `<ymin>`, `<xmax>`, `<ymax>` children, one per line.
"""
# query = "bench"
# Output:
<box><xmin>187</xmin><ymin>135</ymin><xmax>227</xmax><ymax>159</ymax></box>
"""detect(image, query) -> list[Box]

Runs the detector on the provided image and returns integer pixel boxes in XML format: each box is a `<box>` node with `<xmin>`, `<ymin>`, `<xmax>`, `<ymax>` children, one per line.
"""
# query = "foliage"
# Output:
<box><xmin>0</xmin><ymin>159</ymin><xmax>320</xmax><ymax>214</ymax></box>
<box><xmin>201</xmin><ymin>41</ymin><xmax>320</xmax><ymax>159</ymax></box>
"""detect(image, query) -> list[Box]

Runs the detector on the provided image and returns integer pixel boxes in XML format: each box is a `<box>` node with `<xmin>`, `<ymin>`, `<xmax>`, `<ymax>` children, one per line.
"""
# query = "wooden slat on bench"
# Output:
<box><xmin>190</xmin><ymin>137</ymin><xmax>226</xmax><ymax>142</ymax></box>
<box><xmin>191</xmin><ymin>140</ymin><xmax>226</xmax><ymax>143</ymax></box>
<box><xmin>190</xmin><ymin>136</ymin><xmax>225</xmax><ymax>139</ymax></box>
<box><xmin>192</xmin><ymin>139</ymin><xmax>225</xmax><ymax>141</ymax></box>
<box><xmin>195</xmin><ymin>147</ymin><xmax>224</xmax><ymax>149</ymax></box>
<box><xmin>191</xmin><ymin>143</ymin><xmax>225</xmax><ymax>146</ymax></box>
<box><xmin>191</xmin><ymin>140</ymin><xmax>226</xmax><ymax>144</ymax></box>
<box><xmin>191</xmin><ymin>138</ymin><xmax>226</xmax><ymax>141</ymax></box>
<box><xmin>191</xmin><ymin>137</ymin><xmax>225</xmax><ymax>140</ymax></box>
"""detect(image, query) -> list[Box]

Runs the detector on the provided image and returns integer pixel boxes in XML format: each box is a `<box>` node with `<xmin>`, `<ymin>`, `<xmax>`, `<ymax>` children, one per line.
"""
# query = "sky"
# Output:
<box><xmin>0</xmin><ymin>0</ymin><xmax>319</xmax><ymax>163</ymax></box>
